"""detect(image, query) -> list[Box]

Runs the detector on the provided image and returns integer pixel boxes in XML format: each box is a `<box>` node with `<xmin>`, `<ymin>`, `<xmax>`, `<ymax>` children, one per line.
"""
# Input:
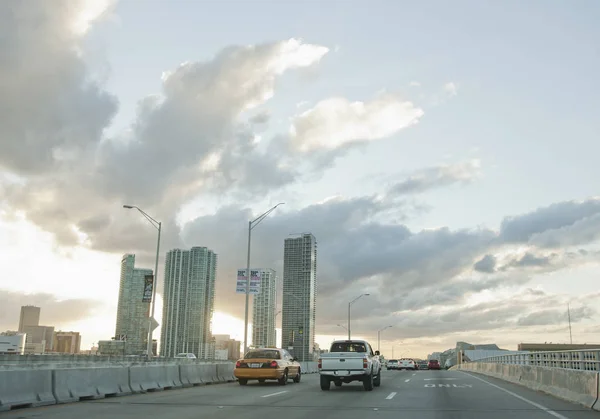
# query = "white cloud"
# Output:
<box><xmin>444</xmin><ymin>82</ymin><xmax>458</xmax><ymax>96</ymax></box>
<box><xmin>290</xmin><ymin>94</ymin><xmax>424</xmax><ymax>152</ymax></box>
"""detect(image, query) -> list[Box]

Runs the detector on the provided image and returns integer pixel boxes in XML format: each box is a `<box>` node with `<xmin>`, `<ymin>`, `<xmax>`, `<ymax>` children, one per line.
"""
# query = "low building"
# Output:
<box><xmin>53</xmin><ymin>331</ymin><xmax>81</xmax><ymax>354</ymax></box>
<box><xmin>98</xmin><ymin>339</ymin><xmax>126</xmax><ymax>356</ymax></box>
<box><xmin>0</xmin><ymin>331</ymin><xmax>26</xmax><ymax>355</ymax></box>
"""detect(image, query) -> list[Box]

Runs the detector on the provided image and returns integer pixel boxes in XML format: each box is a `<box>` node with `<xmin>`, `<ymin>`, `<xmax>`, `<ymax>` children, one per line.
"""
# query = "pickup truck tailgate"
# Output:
<box><xmin>320</xmin><ymin>352</ymin><xmax>366</xmax><ymax>371</ymax></box>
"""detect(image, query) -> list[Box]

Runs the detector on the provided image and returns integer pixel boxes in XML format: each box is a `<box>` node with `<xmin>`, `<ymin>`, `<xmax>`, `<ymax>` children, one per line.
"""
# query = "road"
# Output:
<box><xmin>3</xmin><ymin>369</ymin><xmax>599</xmax><ymax>418</ymax></box>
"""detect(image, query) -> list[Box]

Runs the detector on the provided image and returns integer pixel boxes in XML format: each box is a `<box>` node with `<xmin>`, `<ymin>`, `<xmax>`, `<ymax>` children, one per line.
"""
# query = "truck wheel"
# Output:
<box><xmin>320</xmin><ymin>376</ymin><xmax>330</xmax><ymax>391</ymax></box>
<box><xmin>373</xmin><ymin>370</ymin><xmax>381</xmax><ymax>387</ymax></box>
<box><xmin>363</xmin><ymin>372</ymin><xmax>374</xmax><ymax>391</ymax></box>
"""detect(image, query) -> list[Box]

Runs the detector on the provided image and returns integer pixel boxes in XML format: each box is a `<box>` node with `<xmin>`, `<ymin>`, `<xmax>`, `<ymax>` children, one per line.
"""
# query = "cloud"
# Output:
<box><xmin>290</xmin><ymin>93</ymin><xmax>424</xmax><ymax>152</ymax></box>
<box><xmin>499</xmin><ymin>198</ymin><xmax>600</xmax><ymax>245</ymax></box>
<box><xmin>388</xmin><ymin>159</ymin><xmax>481</xmax><ymax>196</ymax></box>
<box><xmin>473</xmin><ymin>254</ymin><xmax>496</xmax><ymax>273</ymax></box>
<box><xmin>444</xmin><ymin>82</ymin><xmax>458</xmax><ymax>96</ymax></box>
<box><xmin>0</xmin><ymin>0</ymin><xmax>118</xmax><ymax>174</ymax></box>
<box><xmin>0</xmin><ymin>289</ymin><xmax>105</xmax><ymax>332</ymax></box>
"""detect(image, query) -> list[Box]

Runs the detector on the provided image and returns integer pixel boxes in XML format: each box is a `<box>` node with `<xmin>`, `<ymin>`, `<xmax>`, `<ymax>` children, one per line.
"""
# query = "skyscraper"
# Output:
<box><xmin>281</xmin><ymin>233</ymin><xmax>317</xmax><ymax>361</ymax></box>
<box><xmin>161</xmin><ymin>246</ymin><xmax>217</xmax><ymax>358</ymax></box>
<box><xmin>18</xmin><ymin>306</ymin><xmax>40</xmax><ymax>332</ymax></box>
<box><xmin>115</xmin><ymin>254</ymin><xmax>153</xmax><ymax>355</ymax></box>
<box><xmin>252</xmin><ymin>268</ymin><xmax>277</xmax><ymax>348</ymax></box>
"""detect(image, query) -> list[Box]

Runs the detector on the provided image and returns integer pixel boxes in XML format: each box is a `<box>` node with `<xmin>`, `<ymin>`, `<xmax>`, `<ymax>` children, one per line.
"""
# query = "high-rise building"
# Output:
<box><xmin>18</xmin><ymin>306</ymin><xmax>40</xmax><ymax>332</ymax></box>
<box><xmin>281</xmin><ymin>233</ymin><xmax>317</xmax><ymax>361</ymax></box>
<box><xmin>114</xmin><ymin>254</ymin><xmax>153</xmax><ymax>355</ymax></box>
<box><xmin>22</xmin><ymin>325</ymin><xmax>54</xmax><ymax>353</ymax></box>
<box><xmin>53</xmin><ymin>331</ymin><xmax>81</xmax><ymax>354</ymax></box>
<box><xmin>161</xmin><ymin>247</ymin><xmax>217</xmax><ymax>358</ymax></box>
<box><xmin>252</xmin><ymin>269</ymin><xmax>277</xmax><ymax>348</ymax></box>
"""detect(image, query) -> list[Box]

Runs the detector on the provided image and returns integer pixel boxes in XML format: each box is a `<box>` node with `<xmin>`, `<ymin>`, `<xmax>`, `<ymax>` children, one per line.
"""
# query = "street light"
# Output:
<box><xmin>123</xmin><ymin>205</ymin><xmax>161</xmax><ymax>358</ymax></box>
<box><xmin>377</xmin><ymin>325</ymin><xmax>392</xmax><ymax>352</ymax></box>
<box><xmin>336</xmin><ymin>324</ymin><xmax>348</xmax><ymax>331</ymax></box>
<box><xmin>243</xmin><ymin>203</ymin><xmax>285</xmax><ymax>356</ymax></box>
<box><xmin>347</xmin><ymin>293</ymin><xmax>369</xmax><ymax>340</ymax></box>
<box><xmin>283</xmin><ymin>292</ymin><xmax>308</xmax><ymax>362</ymax></box>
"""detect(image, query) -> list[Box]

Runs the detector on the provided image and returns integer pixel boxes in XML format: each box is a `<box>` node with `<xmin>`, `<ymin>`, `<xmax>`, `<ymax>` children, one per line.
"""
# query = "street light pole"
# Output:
<box><xmin>123</xmin><ymin>205</ymin><xmax>161</xmax><ymax>358</ymax></box>
<box><xmin>377</xmin><ymin>325</ymin><xmax>392</xmax><ymax>352</ymax></box>
<box><xmin>243</xmin><ymin>203</ymin><xmax>284</xmax><ymax>356</ymax></box>
<box><xmin>347</xmin><ymin>293</ymin><xmax>370</xmax><ymax>340</ymax></box>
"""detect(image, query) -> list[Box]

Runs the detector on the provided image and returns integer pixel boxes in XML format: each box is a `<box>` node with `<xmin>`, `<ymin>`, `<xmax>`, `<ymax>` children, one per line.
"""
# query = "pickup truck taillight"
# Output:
<box><xmin>363</xmin><ymin>358</ymin><xmax>368</xmax><ymax>368</ymax></box>
<box><xmin>318</xmin><ymin>358</ymin><xmax>322</xmax><ymax>369</ymax></box>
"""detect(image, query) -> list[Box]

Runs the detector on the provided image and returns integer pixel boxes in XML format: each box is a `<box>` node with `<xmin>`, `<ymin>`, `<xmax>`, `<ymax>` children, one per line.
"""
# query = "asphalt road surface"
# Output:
<box><xmin>3</xmin><ymin>369</ymin><xmax>599</xmax><ymax>419</ymax></box>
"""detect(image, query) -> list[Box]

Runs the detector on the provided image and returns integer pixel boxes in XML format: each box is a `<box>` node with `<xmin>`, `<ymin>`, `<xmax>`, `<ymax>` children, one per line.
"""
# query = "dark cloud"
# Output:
<box><xmin>517</xmin><ymin>306</ymin><xmax>595</xmax><ymax>327</ymax></box>
<box><xmin>474</xmin><ymin>254</ymin><xmax>496</xmax><ymax>273</ymax></box>
<box><xmin>499</xmin><ymin>198</ymin><xmax>600</xmax><ymax>245</ymax></box>
<box><xmin>0</xmin><ymin>289</ymin><xmax>105</xmax><ymax>331</ymax></box>
<box><xmin>388</xmin><ymin>160</ymin><xmax>480</xmax><ymax>196</ymax></box>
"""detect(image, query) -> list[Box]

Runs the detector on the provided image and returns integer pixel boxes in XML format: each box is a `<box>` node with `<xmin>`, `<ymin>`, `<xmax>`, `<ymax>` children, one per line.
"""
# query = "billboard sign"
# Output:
<box><xmin>235</xmin><ymin>268</ymin><xmax>262</xmax><ymax>294</ymax></box>
<box><xmin>142</xmin><ymin>274</ymin><xmax>153</xmax><ymax>303</ymax></box>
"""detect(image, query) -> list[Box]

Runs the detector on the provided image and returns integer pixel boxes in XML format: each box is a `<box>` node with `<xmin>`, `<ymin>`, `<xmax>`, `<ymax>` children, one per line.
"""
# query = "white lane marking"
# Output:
<box><xmin>386</xmin><ymin>392</ymin><xmax>397</xmax><ymax>400</ymax></box>
<box><xmin>412</xmin><ymin>373</ymin><xmax>416</xmax><ymax>376</ymax></box>
<box><xmin>404</xmin><ymin>378</ymin><xmax>410</xmax><ymax>382</ymax></box>
<box><xmin>462</xmin><ymin>373</ymin><xmax>569</xmax><ymax>419</ymax></box>
<box><xmin>424</xmin><ymin>378</ymin><xmax>457</xmax><ymax>380</ymax></box>
<box><xmin>261</xmin><ymin>390</ymin><xmax>288</xmax><ymax>398</ymax></box>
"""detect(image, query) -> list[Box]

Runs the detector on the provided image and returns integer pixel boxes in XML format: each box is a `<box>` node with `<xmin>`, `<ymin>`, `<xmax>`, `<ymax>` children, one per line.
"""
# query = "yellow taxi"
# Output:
<box><xmin>234</xmin><ymin>347</ymin><xmax>302</xmax><ymax>385</ymax></box>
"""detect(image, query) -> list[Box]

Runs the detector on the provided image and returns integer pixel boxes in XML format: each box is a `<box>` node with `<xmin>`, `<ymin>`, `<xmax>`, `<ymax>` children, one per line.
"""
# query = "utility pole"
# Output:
<box><xmin>568</xmin><ymin>304</ymin><xmax>573</xmax><ymax>344</ymax></box>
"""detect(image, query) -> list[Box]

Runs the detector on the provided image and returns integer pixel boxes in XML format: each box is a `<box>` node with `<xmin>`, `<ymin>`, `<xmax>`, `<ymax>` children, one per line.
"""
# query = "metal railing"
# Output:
<box><xmin>470</xmin><ymin>349</ymin><xmax>600</xmax><ymax>371</ymax></box>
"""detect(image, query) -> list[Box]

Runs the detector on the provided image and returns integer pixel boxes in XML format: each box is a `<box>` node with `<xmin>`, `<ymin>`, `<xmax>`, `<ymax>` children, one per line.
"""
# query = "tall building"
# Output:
<box><xmin>18</xmin><ymin>306</ymin><xmax>40</xmax><ymax>332</ymax></box>
<box><xmin>114</xmin><ymin>254</ymin><xmax>153</xmax><ymax>355</ymax></box>
<box><xmin>281</xmin><ymin>233</ymin><xmax>317</xmax><ymax>361</ymax></box>
<box><xmin>252</xmin><ymin>269</ymin><xmax>277</xmax><ymax>348</ymax></box>
<box><xmin>53</xmin><ymin>331</ymin><xmax>81</xmax><ymax>354</ymax></box>
<box><xmin>161</xmin><ymin>246</ymin><xmax>217</xmax><ymax>358</ymax></box>
<box><xmin>22</xmin><ymin>325</ymin><xmax>54</xmax><ymax>353</ymax></box>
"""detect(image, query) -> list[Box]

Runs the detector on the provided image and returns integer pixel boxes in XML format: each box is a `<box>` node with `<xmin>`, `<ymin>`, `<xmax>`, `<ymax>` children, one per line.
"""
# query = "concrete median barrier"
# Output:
<box><xmin>129</xmin><ymin>364</ymin><xmax>182</xmax><ymax>392</ymax></box>
<box><xmin>216</xmin><ymin>363</ymin><xmax>235</xmax><ymax>382</ymax></box>
<box><xmin>0</xmin><ymin>369</ymin><xmax>56</xmax><ymax>411</ymax></box>
<box><xmin>179</xmin><ymin>364</ymin><xmax>204</xmax><ymax>386</ymax></box>
<box><xmin>458</xmin><ymin>362</ymin><xmax>600</xmax><ymax>409</ymax></box>
<box><xmin>53</xmin><ymin>366</ymin><xmax>132</xmax><ymax>403</ymax></box>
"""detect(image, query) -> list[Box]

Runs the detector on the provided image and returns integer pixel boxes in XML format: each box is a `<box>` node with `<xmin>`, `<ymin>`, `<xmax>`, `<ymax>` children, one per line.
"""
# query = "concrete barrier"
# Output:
<box><xmin>53</xmin><ymin>366</ymin><xmax>132</xmax><ymax>403</ymax></box>
<box><xmin>457</xmin><ymin>362</ymin><xmax>600</xmax><ymax>410</ymax></box>
<box><xmin>216</xmin><ymin>363</ymin><xmax>235</xmax><ymax>382</ymax></box>
<box><xmin>179</xmin><ymin>364</ymin><xmax>203</xmax><ymax>387</ymax></box>
<box><xmin>0</xmin><ymin>369</ymin><xmax>56</xmax><ymax>411</ymax></box>
<box><xmin>129</xmin><ymin>364</ymin><xmax>182</xmax><ymax>392</ymax></box>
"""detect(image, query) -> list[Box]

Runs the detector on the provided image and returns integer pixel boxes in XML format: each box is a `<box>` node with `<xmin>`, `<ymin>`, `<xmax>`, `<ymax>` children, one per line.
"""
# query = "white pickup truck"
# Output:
<box><xmin>318</xmin><ymin>339</ymin><xmax>382</xmax><ymax>391</ymax></box>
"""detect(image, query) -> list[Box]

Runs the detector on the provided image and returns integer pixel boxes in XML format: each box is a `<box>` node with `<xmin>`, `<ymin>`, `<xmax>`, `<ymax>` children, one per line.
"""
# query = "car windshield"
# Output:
<box><xmin>245</xmin><ymin>350</ymin><xmax>280</xmax><ymax>359</ymax></box>
<box><xmin>330</xmin><ymin>342</ymin><xmax>367</xmax><ymax>352</ymax></box>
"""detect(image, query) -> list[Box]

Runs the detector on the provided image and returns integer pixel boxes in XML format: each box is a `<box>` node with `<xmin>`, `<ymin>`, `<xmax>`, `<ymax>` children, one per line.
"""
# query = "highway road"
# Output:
<box><xmin>2</xmin><ymin>369</ymin><xmax>599</xmax><ymax>418</ymax></box>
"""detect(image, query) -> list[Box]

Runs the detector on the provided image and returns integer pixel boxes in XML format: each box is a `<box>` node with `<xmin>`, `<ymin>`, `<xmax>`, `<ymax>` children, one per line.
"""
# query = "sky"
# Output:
<box><xmin>1</xmin><ymin>0</ymin><xmax>599</xmax><ymax>359</ymax></box>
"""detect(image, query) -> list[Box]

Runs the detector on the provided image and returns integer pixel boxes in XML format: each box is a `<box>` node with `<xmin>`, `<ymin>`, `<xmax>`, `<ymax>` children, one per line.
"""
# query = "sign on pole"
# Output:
<box><xmin>142</xmin><ymin>274</ymin><xmax>153</xmax><ymax>302</ymax></box>
<box><xmin>235</xmin><ymin>269</ymin><xmax>262</xmax><ymax>294</ymax></box>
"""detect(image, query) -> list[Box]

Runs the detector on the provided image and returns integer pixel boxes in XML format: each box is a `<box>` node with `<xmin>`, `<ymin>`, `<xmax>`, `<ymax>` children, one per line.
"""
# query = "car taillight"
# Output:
<box><xmin>363</xmin><ymin>358</ymin><xmax>368</xmax><ymax>368</ymax></box>
<box><xmin>235</xmin><ymin>361</ymin><xmax>241</xmax><ymax>367</ymax></box>
<box><xmin>317</xmin><ymin>358</ymin><xmax>322</xmax><ymax>369</ymax></box>
<box><xmin>270</xmin><ymin>360</ymin><xmax>278</xmax><ymax>368</ymax></box>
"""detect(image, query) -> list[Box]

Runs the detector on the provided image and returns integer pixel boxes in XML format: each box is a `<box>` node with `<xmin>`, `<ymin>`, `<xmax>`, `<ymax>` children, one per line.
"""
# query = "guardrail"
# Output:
<box><xmin>469</xmin><ymin>349</ymin><xmax>600</xmax><ymax>371</ymax></box>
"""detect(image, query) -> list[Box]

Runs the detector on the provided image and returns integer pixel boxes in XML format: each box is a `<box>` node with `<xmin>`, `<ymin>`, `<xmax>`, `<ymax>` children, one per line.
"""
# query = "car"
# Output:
<box><xmin>234</xmin><ymin>348</ymin><xmax>301</xmax><ymax>385</ymax></box>
<box><xmin>386</xmin><ymin>359</ymin><xmax>399</xmax><ymax>370</ymax></box>
<box><xmin>318</xmin><ymin>339</ymin><xmax>382</xmax><ymax>391</ymax></box>
<box><xmin>417</xmin><ymin>361</ymin><xmax>428</xmax><ymax>370</ymax></box>
<box><xmin>398</xmin><ymin>358</ymin><xmax>417</xmax><ymax>370</ymax></box>
<box><xmin>428</xmin><ymin>359</ymin><xmax>441</xmax><ymax>370</ymax></box>
<box><xmin>174</xmin><ymin>353</ymin><xmax>197</xmax><ymax>359</ymax></box>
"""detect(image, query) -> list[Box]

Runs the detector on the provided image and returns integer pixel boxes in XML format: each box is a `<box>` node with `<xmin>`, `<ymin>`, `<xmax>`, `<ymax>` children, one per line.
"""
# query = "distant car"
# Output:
<box><xmin>417</xmin><ymin>361</ymin><xmax>428</xmax><ymax>370</ymax></box>
<box><xmin>428</xmin><ymin>359</ymin><xmax>441</xmax><ymax>370</ymax></box>
<box><xmin>398</xmin><ymin>358</ymin><xmax>417</xmax><ymax>370</ymax></box>
<box><xmin>174</xmin><ymin>353</ymin><xmax>197</xmax><ymax>359</ymax></box>
<box><xmin>386</xmin><ymin>359</ymin><xmax>399</xmax><ymax>370</ymax></box>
